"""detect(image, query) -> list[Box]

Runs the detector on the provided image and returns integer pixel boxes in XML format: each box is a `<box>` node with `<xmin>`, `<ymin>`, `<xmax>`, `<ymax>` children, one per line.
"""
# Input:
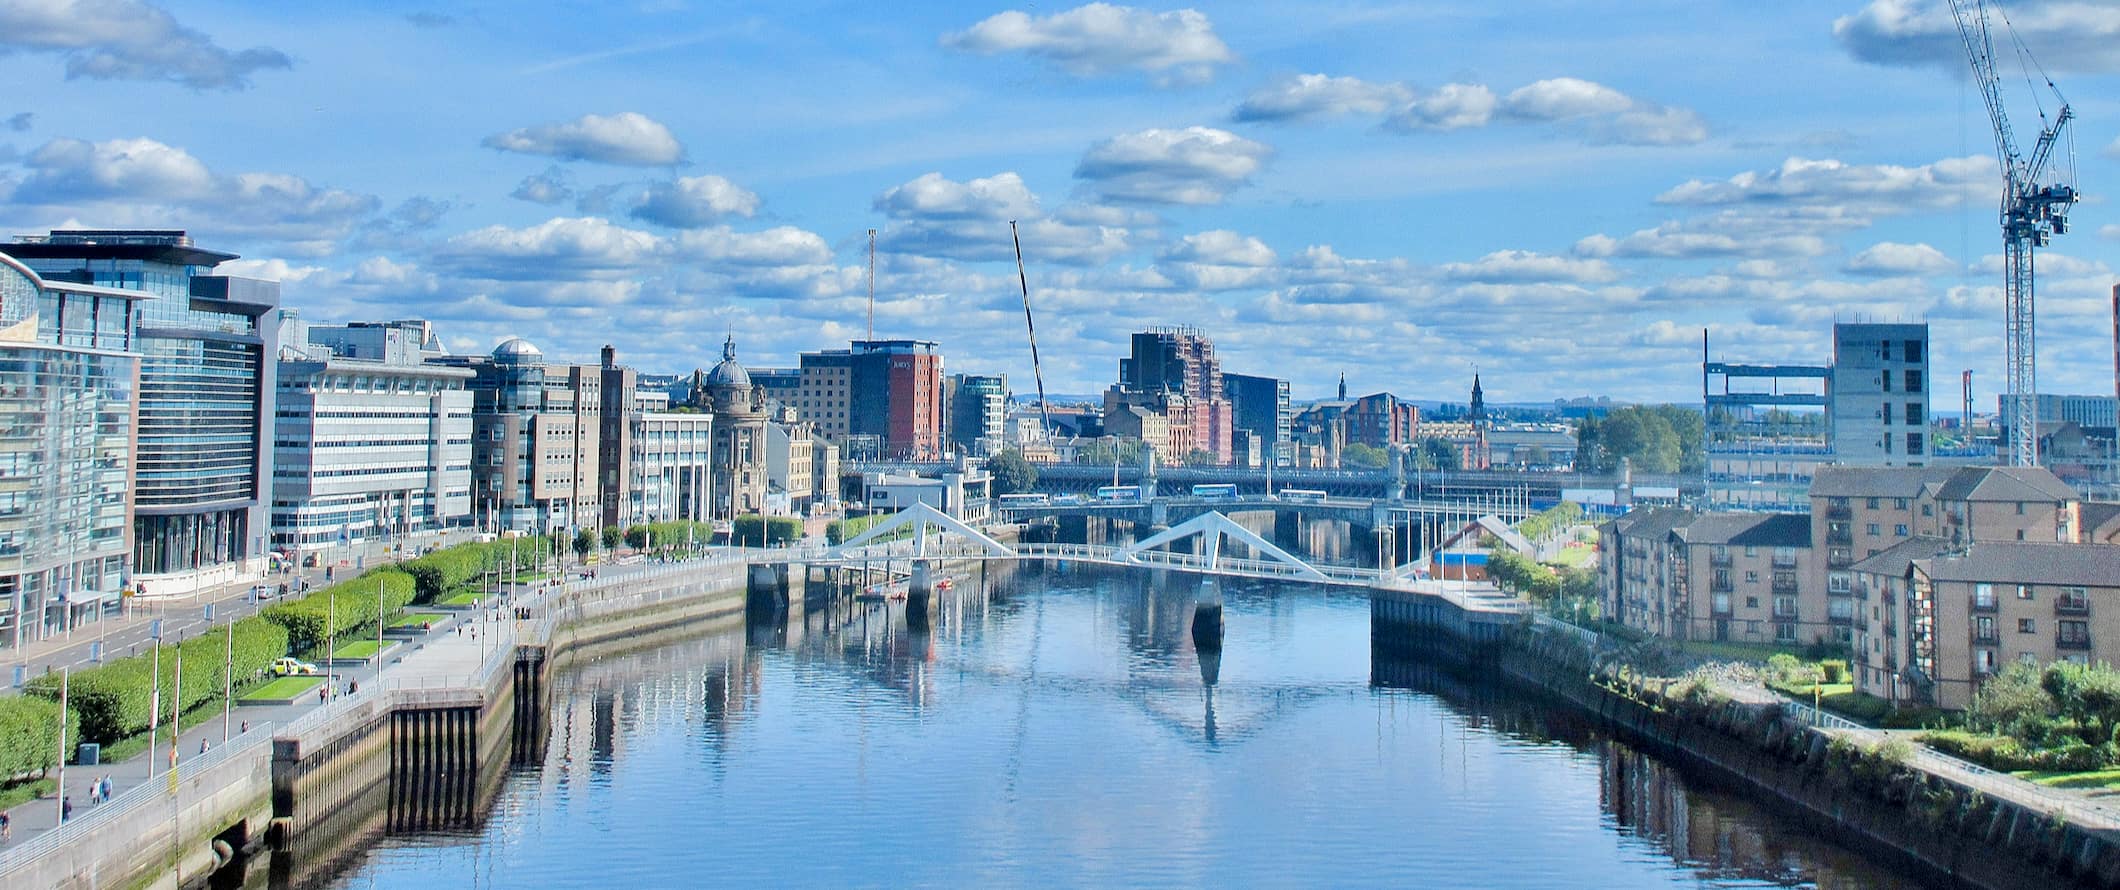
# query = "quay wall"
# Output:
<box><xmin>1375</xmin><ymin>600</ymin><xmax>2120</xmax><ymax>890</ymax></box>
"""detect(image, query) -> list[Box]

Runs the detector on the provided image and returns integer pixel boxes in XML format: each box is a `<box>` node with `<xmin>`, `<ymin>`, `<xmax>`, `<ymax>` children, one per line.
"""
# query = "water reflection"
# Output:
<box><xmin>303</xmin><ymin>564</ymin><xmax>1916</xmax><ymax>890</ymax></box>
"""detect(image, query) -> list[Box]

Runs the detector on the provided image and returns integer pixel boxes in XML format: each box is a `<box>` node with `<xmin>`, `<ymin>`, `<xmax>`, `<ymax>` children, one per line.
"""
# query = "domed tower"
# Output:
<box><xmin>705</xmin><ymin>335</ymin><xmax>755</xmax><ymax>415</ymax></box>
<box><xmin>705</xmin><ymin>335</ymin><xmax>769</xmax><ymax>517</ymax></box>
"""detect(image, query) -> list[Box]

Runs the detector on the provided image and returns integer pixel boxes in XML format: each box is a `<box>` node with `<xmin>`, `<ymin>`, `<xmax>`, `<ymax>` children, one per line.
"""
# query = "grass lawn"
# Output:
<box><xmin>1546</xmin><ymin>545</ymin><xmax>1596</xmax><ymax>568</ymax></box>
<box><xmin>390</xmin><ymin>612</ymin><xmax>445</xmax><ymax>629</ymax></box>
<box><xmin>0</xmin><ymin>778</ymin><xmax>54</xmax><ymax>810</ymax></box>
<box><xmin>332</xmin><ymin>640</ymin><xmax>383</xmax><ymax>660</ymax></box>
<box><xmin>238</xmin><ymin>675</ymin><xmax>326</xmax><ymax>703</ymax></box>
<box><xmin>100</xmin><ymin>700</ymin><xmax>239</xmax><ymax>762</ymax></box>
<box><xmin>437</xmin><ymin>590</ymin><xmax>484</xmax><ymax>607</ymax></box>
<box><xmin>507</xmin><ymin>571</ymin><xmax>548</xmax><ymax>584</ymax></box>
<box><xmin>2011</xmin><ymin>769</ymin><xmax>2120</xmax><ymax>791</ymax></box>
<box><xmin>1682</xmin><ymin>639</ymin><xmax>1809</xmax><ymax>664</ymax></box>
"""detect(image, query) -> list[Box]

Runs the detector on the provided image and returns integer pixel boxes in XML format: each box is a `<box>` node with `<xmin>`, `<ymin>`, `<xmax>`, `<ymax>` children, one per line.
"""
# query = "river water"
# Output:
<box><xmin>316</xmin><ymin>564</ymin><xmax>1916</xmax><ymax>889</ymax></box>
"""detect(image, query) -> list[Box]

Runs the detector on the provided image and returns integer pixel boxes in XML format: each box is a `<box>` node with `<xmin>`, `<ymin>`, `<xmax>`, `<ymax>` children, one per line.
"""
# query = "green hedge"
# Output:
<box><xmin>23</xmin><ymin>616</ymin><xmax>286</xmax><ymax>746</ymax></box>
<box><xmin>731</xmin><ymin>514</ymin><xmax>801</xmax><ymax>546</ymax></box>
<box><xmin>0</xmin><ymin>695</ymin><xmax>74</xmax><ymax>779</ymax></box>
<box><xmin>261</xmin><ymin>568</ymin><xmax>417</xmax><ymax>654</ymax></box>
<box><xmin>827</xmin><ymin>513</ymin><xmax>900</xmax><ymax>546</ymax></box>
<box><xmin>1921</xmin><ymin>729</ymin><xmax>2120</xmax><ymax>773</ymax></box>
<box><xmin>399</xmin><ymin>538</ymin><xmax>558</xmax><ymax>602</ymax></box>
<box><xmin>627</xmin><ymin>521</ymin><xmax>713</xmax><ymax>550</ymax></box>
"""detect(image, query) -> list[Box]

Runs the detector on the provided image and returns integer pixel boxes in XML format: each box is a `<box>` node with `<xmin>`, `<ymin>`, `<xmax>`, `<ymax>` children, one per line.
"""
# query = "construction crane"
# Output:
<box><xmin>1946</xmin><ymin>0</ymin><xmax>2078</xmax><ymax>467</ymax></box>
<box><xmin>1009</xmin><ymin>221</ymin><xmax>1053</xmax><ymax>443</ymax></box>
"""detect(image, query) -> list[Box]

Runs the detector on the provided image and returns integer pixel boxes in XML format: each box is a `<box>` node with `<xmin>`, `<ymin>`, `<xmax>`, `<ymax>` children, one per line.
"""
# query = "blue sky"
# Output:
<box><xmin>2</xmin><ymin>0</ymin><xmax>2117</xmax><ymax>407</ymax></box>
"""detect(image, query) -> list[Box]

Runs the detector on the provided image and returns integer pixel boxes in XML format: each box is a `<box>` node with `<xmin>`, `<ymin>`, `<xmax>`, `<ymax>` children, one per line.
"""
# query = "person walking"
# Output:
<box><xmin>1</xmin><ymin>809</ymin><xmax>11</xmax><ymax>840</ymax></box>
<box><xmin>61</xmin><ymin>796</ymin><xmax>72</xmax><ymax>822</ymax></box>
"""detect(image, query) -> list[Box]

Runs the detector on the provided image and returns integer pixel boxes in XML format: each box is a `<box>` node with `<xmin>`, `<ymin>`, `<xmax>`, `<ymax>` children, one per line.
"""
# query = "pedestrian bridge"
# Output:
<box><xmin>806</xmin><ymin>503</ymin><xmax>1430</xmax><ymax>590</ymax></box>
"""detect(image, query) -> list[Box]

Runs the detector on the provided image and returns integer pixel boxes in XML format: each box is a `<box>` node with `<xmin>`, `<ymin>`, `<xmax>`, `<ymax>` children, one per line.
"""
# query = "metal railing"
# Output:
<box><xmin>0</xmin><ymin>721</ymin><xmax>278</xmax><ymax>879</ymax></box>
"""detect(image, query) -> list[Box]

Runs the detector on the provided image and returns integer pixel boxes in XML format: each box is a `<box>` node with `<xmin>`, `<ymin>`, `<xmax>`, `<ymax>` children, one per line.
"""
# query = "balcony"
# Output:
<box><xmin>1772</xmin><ymin>578</ymin><xmax>1800</xmax><ymax>596</ymax></box>
<box><xmin>1971</xmin><ymin>596</ymin><xmax>1997</xmax><ymax>614</ymax></box>
<box><xmin>1829</xmin><ymin>614</ymin><xmax>1854</xmax><ymax>626</ymax></box>
<box><xmin>1826</xmin><ymin>504</ymin><xmax>1852</xmax><ymax>520</ymax></box>
<box><xmin>2057</xmin><ymin>597</ymin><xmax>2090</xmax><ymax>616</ymax></box>
<box><xmin>1710</xmin><ymin>579</ymin><xmax>1734</xmax><ymax>594</ymax></box>
<box><xmin>1771</xmin><ymin>554</ymin><xmax>1799</xmax><ymax>568</ymax></box>
<box><xmin>1773</xmin><ymin>604</ymin><xmax>1801</xmax><ymax>620</ymax></box>
<box><xmin>2058</xmin><ymin>633</ymin><xmax>2093</xmax><ymax>651</ymax></box>
<box><xmin>1826</xmin><ymin>530</ymin><xmax>1853</xmax><ymax>546</ymax></box>
<box><xmin>1973</xmin><ymin>630</ymin><xmax>1999</xmax><ymax>644</ymax></box>
<box><xmin>1708</xmin><ymin>551</ymin><xmax>1732</xmax><ymax>567</ymax></box>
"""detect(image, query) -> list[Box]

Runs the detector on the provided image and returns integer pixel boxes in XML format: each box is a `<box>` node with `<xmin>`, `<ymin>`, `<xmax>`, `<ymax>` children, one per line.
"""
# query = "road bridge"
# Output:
<box><xmin>844</xmin><ymin>461</ymin><xmax>1702</xmax><ymax>502</ymax></box>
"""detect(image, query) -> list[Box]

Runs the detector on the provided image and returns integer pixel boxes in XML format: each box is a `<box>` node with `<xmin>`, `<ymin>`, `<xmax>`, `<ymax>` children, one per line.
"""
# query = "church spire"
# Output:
<box><xmin>1337</xmin><ymin>371</ymin><xmax>1346</xmax><ymax>401</ymax></box>
<box><xmin>1470</xmin><ymin>373</ymin><xmax>1486</xmax><ymax>424</ymax></box>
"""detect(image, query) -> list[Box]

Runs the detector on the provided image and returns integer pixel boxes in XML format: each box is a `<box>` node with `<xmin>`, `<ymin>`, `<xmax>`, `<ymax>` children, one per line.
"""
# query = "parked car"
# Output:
<box><xmin>271</xmin><ymin>657</ymin><xmax>320</xmax><ymax>677</ymax></box>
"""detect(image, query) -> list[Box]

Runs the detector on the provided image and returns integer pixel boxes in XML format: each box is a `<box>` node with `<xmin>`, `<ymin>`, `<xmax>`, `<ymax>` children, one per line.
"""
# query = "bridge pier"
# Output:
<box><xmin>1372</xmin><ymin>525</ymin><xmax>1395</xmax><ymax>572</ymax></box>
<box><xmin>1190</xmin><ymin>577</ymin><xmax>1223</xmax><ymax>652</ymax></box>
<box><xmin>746</xmin><ymin>563</ymin><xmax>791</xmax><ymax>618</ymax></box>
<box><xmin>1273</xmin><ymin>511</ymin><xmax>1300</xmax><ymax>550</ymax></box>
<box><xmin>906</xmin><ymin>559</ymin><xmax>933</xmax><ymax>631</ymax></box>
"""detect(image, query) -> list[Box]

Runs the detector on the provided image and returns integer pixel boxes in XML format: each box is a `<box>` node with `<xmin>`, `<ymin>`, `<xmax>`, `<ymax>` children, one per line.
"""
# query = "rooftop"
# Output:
<box><xmin>1918</xmin><ymin>542</ymin><xmax>2120</xmax><ymax>587</ymax></box>
<box><xmin>1673</xmin><ymin>512</ymin><xmax>1811</xmax><ymax>548</ymax></box>
<box><xmin>1809</xmin><ymin>465</ymin><xmax>1959</xmax><ymax>499</ymax></box>
<box><xmin>1849</xmin><ymin>534</ymin><xmax>1950</xmax><ymax>577</ymax></box>
<box><xmin>3</xmin><ymin>229</ymin><xmax>237</xmax><ymax>268</ymax></box>
<box><xmin>1934</xmin><ymin>465</ymin><xmax>2078</xmax><ymax>504</ymax></box>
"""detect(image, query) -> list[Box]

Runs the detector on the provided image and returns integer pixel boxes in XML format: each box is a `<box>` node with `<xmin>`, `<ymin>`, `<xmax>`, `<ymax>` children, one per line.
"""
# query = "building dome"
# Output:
<box><xmin>705</xmin><ymin>335</ymin><xmax>751</xmax><ymax>388</ymax></box>
<box><xmin>493</xmin><ymin>337</ymin><xmax>543</xmax><ymax>364</ymax></box>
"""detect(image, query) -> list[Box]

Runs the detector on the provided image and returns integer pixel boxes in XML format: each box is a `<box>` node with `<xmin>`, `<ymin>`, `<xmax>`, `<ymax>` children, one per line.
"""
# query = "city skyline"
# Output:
<box><xmin>2</xmin><ymin>1</ymin><xmax>2119</xmax><ymax>405</ymax></box>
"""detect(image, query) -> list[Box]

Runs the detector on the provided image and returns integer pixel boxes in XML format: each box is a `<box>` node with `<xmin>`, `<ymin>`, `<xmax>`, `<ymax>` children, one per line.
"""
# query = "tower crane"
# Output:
<box><xmin>1946</xmin><ymin>0</ymin><xmax>2077</xmax><ymax>467</ymax></box>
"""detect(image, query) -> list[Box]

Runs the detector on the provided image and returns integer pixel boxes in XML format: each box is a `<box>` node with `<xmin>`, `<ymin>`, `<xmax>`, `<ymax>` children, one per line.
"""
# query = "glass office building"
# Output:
<box><xmin>1</xmin><ymin>231</ymin><xmax>278</xmax><ymax>587</ymax></box>
<box><xmin>0</xmin><ymin>254</ymin><xmax>141</xmax><ymax>648</ymax></box>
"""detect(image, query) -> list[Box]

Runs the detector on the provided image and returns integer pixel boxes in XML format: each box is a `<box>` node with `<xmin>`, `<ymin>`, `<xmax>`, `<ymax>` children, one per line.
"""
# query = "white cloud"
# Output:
<box><xmin>674</xmin><ymin>226</ymin><xmax>832</xmax><ymax>267</ymax></box>
<box><xmin>874</xmin><ymin>171</ymin><xmax>1040</xmax><ymax>220</ymax></box>
<box><xmin>1835</xmin><ymin>0</ymin><xmax>2120</xmax><ymax>73</ymax></box>
<box><xmin>1388</xmin><ymin>83</ymin><xmax>1496</xmax><ymax>131</ymax></box>
<box><xmin>1500</xmin><ymin>78</ymin><xmax>1634</xmax><ymax>121</ymax></box>
<box><xmin>1232</xmin><ymin>74</ymin><xmax>1411</xmax><ymax>123</ymax></box>
<box><xmin>630</xmin><ymin>174</ymin><xmax>760</xmax><ymax>227</ymax></box>
<box><xmin>511</xmin><ymin>167</ymin><xmax>574</xmax><ymax>204</ymax></box>
<box><xmin>1156</xmin><ymin>229</ymin><xmax>1278</xmax><ymax>290</ymax></box>
<box><xmin>1074</xmin><ymin>126</ymin><xmax>1271</xmax><ymax>205</ymax></box>
<box><xmin>1440</xmin><ymin>249</ymin><xmax>1621</xmax><ymax>284</ymax></box>
<box><xmin>1845</xmin><ymin>241</ymin><xmax>1957</xmax><ymax>276</ymax></box>
<box><xmin>9</xmin><ymin>136</ymin><xmax>378</xmax><ymax>241</ymax></box>
<box><xmin>1654</xmin><ymin>155</ymin><xmax>1992</xmax><ymax>212</ymax></box>
<box><xmin>1368</xmin><ymin>76</ymin><xmax>1706</xmax><ymax>145</ymax></box>
<box><xmin>0</xmin><ymin>0</ymin><xmax>291</xmax><ymax>89</ymax></box>
<box><xmin>945</xmin><ymin>3</ymin><xmax>1232</xmax><ymax>85</ymax></box>
<box><xmin>1574</xmin><ymin>224</ymin><xmax>1831</xmax><ymax>260</ymax></box>
<box><xmin>438</xmin><ymin>217</ymin><xmax>664</xmax><ymax>279</ymax></box>
<box><xmin>483</xmin><ymin>112</ymin><xmax>686</xmax><ymax>166</ymax></box>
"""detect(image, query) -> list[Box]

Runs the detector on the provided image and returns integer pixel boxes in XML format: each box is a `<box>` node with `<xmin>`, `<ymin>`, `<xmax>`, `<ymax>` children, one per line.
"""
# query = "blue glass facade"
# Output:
<box><xmin>2</xmin><ymin>231</ymin><xmax>278</xmax><ymax>579</ymax></box>
<box><xmin>0</xmin><ymin>255</ymin><xmax>139</xmax><ymax>649</ymax></box>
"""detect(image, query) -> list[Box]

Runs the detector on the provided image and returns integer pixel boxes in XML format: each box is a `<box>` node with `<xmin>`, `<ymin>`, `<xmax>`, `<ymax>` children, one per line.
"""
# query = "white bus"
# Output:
<box><xmin>998</xmin><ymin>493</ymin><xmax>1051</xmax><ymax>508</ymax></box>
<box><xmin>1277</xmin><ymin>488</ymin><xmax>1328</xmax><ymax>503</ymax></box>
<box><xmin>1191</xmin><ymin>483</ymin><xmax>1237</xmax><ymax>500</ymax></box>
<box><xmin>1095</xmin><ymin>485</ymin><xmax>1144</xmax><ymax>502</ymax></box>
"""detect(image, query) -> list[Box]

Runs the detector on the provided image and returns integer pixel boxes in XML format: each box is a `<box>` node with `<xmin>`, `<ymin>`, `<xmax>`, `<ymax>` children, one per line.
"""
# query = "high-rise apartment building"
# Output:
<box><xmin>1223</xmin><ymin>373</ymin><xmax>1291</xmax><ymax>467</ymax></box>
<box><xmin>2</xmin><ymin>230</ymin><xmax>279</xmax><ymax>588</ymax></box>
<box><xmin>1831</xmin><ymin>323</ymin><xmax>1930</xmax><ymax>464</ymax></box>
<box><xmin>946</xmin><ymin>373</ymin><xmax>1008</xmax><ymax>457</ymax></box>
<box><xmin>0</xmin><ymin>254</ymin><xmax>141</xmax><ymax>645</ymax></box>
<box><xmin>797</xmin><ymin>340</ymin><xmax>944</xmax><ymax>460</ymax></box>
<box><xmin>1108</xmin><ymin>328</ymin><xmax>1233</xmax><ymax>464</ymax></box>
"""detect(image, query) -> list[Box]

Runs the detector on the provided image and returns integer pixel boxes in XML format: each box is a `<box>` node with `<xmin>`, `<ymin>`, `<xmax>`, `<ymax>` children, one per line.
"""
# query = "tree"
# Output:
<box><xmin>1969</xmin><ymin>661</ymin><xmax>2053</xmax><ymax>734</ymax></box>
<box><xmin>1419</xmin><ymin>437</ymin><xmax>1462</xmax><ymax>472</ymax></box>
<box><xmin>600</xmin><ymin>526</ymin><xmax>621</xmax><ymax>550</ymax></box>
<box><xmin>1341</xmin><ymin>442</ymin><xmax>1388</xmax><ymax>469</ymax></box>
<box><xmin>572</xmin><ymin>528</ymin><xmax>595</xmax><ymax>559</ymax></box>
<box><xmin>1076</xmin><ymin>438</ymin><xmax>1142</xmax><ymax>467</ymax></box>
<box><xmin>987</xmin><ymin>448</ymin><xmax>1038</xmax><ymax>495</ymax></box>
<box><xmin>1575</xmin><ymin>405</ymin><xmax>1702</xmax><ymax>474</ymax></box>
<box><xmin>624</xmin><ymin>524</ymin><xmax>650</xmax><ymax>549</ymax></box>
<box><xmin>1183</xmin><ymin>448</ymin><xmax>1219</xmax><ymax>467</ymax></box>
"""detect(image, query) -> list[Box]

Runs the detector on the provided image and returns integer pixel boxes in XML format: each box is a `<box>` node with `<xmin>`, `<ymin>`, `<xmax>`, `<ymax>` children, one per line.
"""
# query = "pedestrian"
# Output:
<box><xmin>61</xmin><ymin>796</ymin><xmax>72</xmax><ymax>822</ymax></box>
<box><xmin>318</xmin><ymin>686</ymin><xmax>328</xmax><ymax>704</ymax></box>
<box><xmin>1</xmin><ymin>809</ymin><xmax>11</xmax><ymax>840</ymax></box>
<box><xmin>240</xmin><ymin>721</ymin><xmax>249</xmax><ymax>735</ymax></box>
<box><xmin>199</xmin><ymin>738</ymin><xmax>208</xmax><ymax>755</ymax></box>
<box><xmin>100</xmin><ymin>776</ymin><xmax>111</xmax><ymax>803</ymax></box>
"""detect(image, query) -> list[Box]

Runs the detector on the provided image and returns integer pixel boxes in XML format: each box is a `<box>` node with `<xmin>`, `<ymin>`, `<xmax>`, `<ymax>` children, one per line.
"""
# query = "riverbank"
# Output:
<box><xmin>1483</xmin><ymin>620</ymin><xmax>2120</xmax><ymax>890</ymax></box>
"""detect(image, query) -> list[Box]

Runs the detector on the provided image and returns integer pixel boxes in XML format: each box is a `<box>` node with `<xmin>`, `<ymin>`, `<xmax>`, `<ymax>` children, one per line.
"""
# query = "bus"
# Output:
<box><xmin>1277</xmin><ymin>488</ymin><xmax>1328</xmax><ymax>503</ymax></box>
<box><xmin>1191</xmin><ymin>483</ymin><xmax>1237</xmax><ymax>500</ymax></box>
<box><xmin>998</xmin><ymin>493</ymin><xmax>1051</xmax><ymax>508</ymax></box>
<box><xmin>1095</xmin><ymin>485</ymin><xmax>1143</xmax><ymax>502</ymax></box>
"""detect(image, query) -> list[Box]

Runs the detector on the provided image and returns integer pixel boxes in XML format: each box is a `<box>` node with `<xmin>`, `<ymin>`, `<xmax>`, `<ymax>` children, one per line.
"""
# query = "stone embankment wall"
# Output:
<box><xmin>1496</xmin><ymin>627</ymin><xmax>2120</xmax><ymax>890</ymax></box>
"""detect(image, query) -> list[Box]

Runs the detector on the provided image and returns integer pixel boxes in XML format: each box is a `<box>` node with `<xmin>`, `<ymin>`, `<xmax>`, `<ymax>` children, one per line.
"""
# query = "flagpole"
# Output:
<box><xmin>55</xmin><ymin>667</ymin><xmax>67</xmax><ymax>823</ymax></box>
<box><xmin>147</xmin><ymin>642</ymin><xmax>160</xmax><ymax>778</ymax></box>
<box><xmin>222</xmin><ymin>615</ymin><xmax>233</xmax><ymax>743</ymax></box>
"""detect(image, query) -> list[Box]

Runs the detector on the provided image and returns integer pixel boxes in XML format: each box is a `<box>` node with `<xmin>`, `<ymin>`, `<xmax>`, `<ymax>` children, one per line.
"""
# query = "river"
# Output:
<box><xmin>311</xmin><ymin>563</ymin><xmax>1916</xmax><ymax>889</ymax></box>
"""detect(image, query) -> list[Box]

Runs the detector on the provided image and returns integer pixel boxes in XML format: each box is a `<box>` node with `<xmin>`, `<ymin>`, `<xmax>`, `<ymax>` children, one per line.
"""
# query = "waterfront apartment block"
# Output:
<box><xmin>2</xmin><ymin>230</ymin><xmax>280</xmax><ymax>589</ymax></box>
<box><xmin>0</xmin><ymin>254</ymin><xmax>141</xmax><ymax>646</ymax></box>
<box><xmin>1855</xmin><ymin>541</ymin><xmax>2120</xmax><ymax>710</ymax></box>
<box><xmin>271</xmin><ymin>333</ymin><xmax>473</xmax><ymax>552</ymax></box>
<box><xmin>1599</xmin><ymin>509</ymin><xmax>1818</xmax><ymax>645</ymax></box>
<box><xmin>1830</xmin><ymin>323</ymin><xmax>1930</xmax><ymax>465</ymax></box>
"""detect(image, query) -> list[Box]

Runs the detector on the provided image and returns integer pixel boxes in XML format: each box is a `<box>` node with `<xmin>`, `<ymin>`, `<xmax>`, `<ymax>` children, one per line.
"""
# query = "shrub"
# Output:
<box><xmin>732</xmin><ymin>515</ymin><xmax>801</xmax><ymax>546</ymax></box>
<box><xmin>1819</xmin><ymin>660</ymin><xmax>1847</xmax><ymax>684</ymax></box>
<box><xmin>261</xmin><ymin>568</ymin><xmax>417</xmax><ymax>654</ymax></box>
<box><xmin>0</xmin><ymin>694</ymin><xmax>73</xmax><ymax>778</ymax></box>
<box><xmin>25</xmin><ymin>616</ymin><xmax>289</xmax><ymax>745</ymax></box>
